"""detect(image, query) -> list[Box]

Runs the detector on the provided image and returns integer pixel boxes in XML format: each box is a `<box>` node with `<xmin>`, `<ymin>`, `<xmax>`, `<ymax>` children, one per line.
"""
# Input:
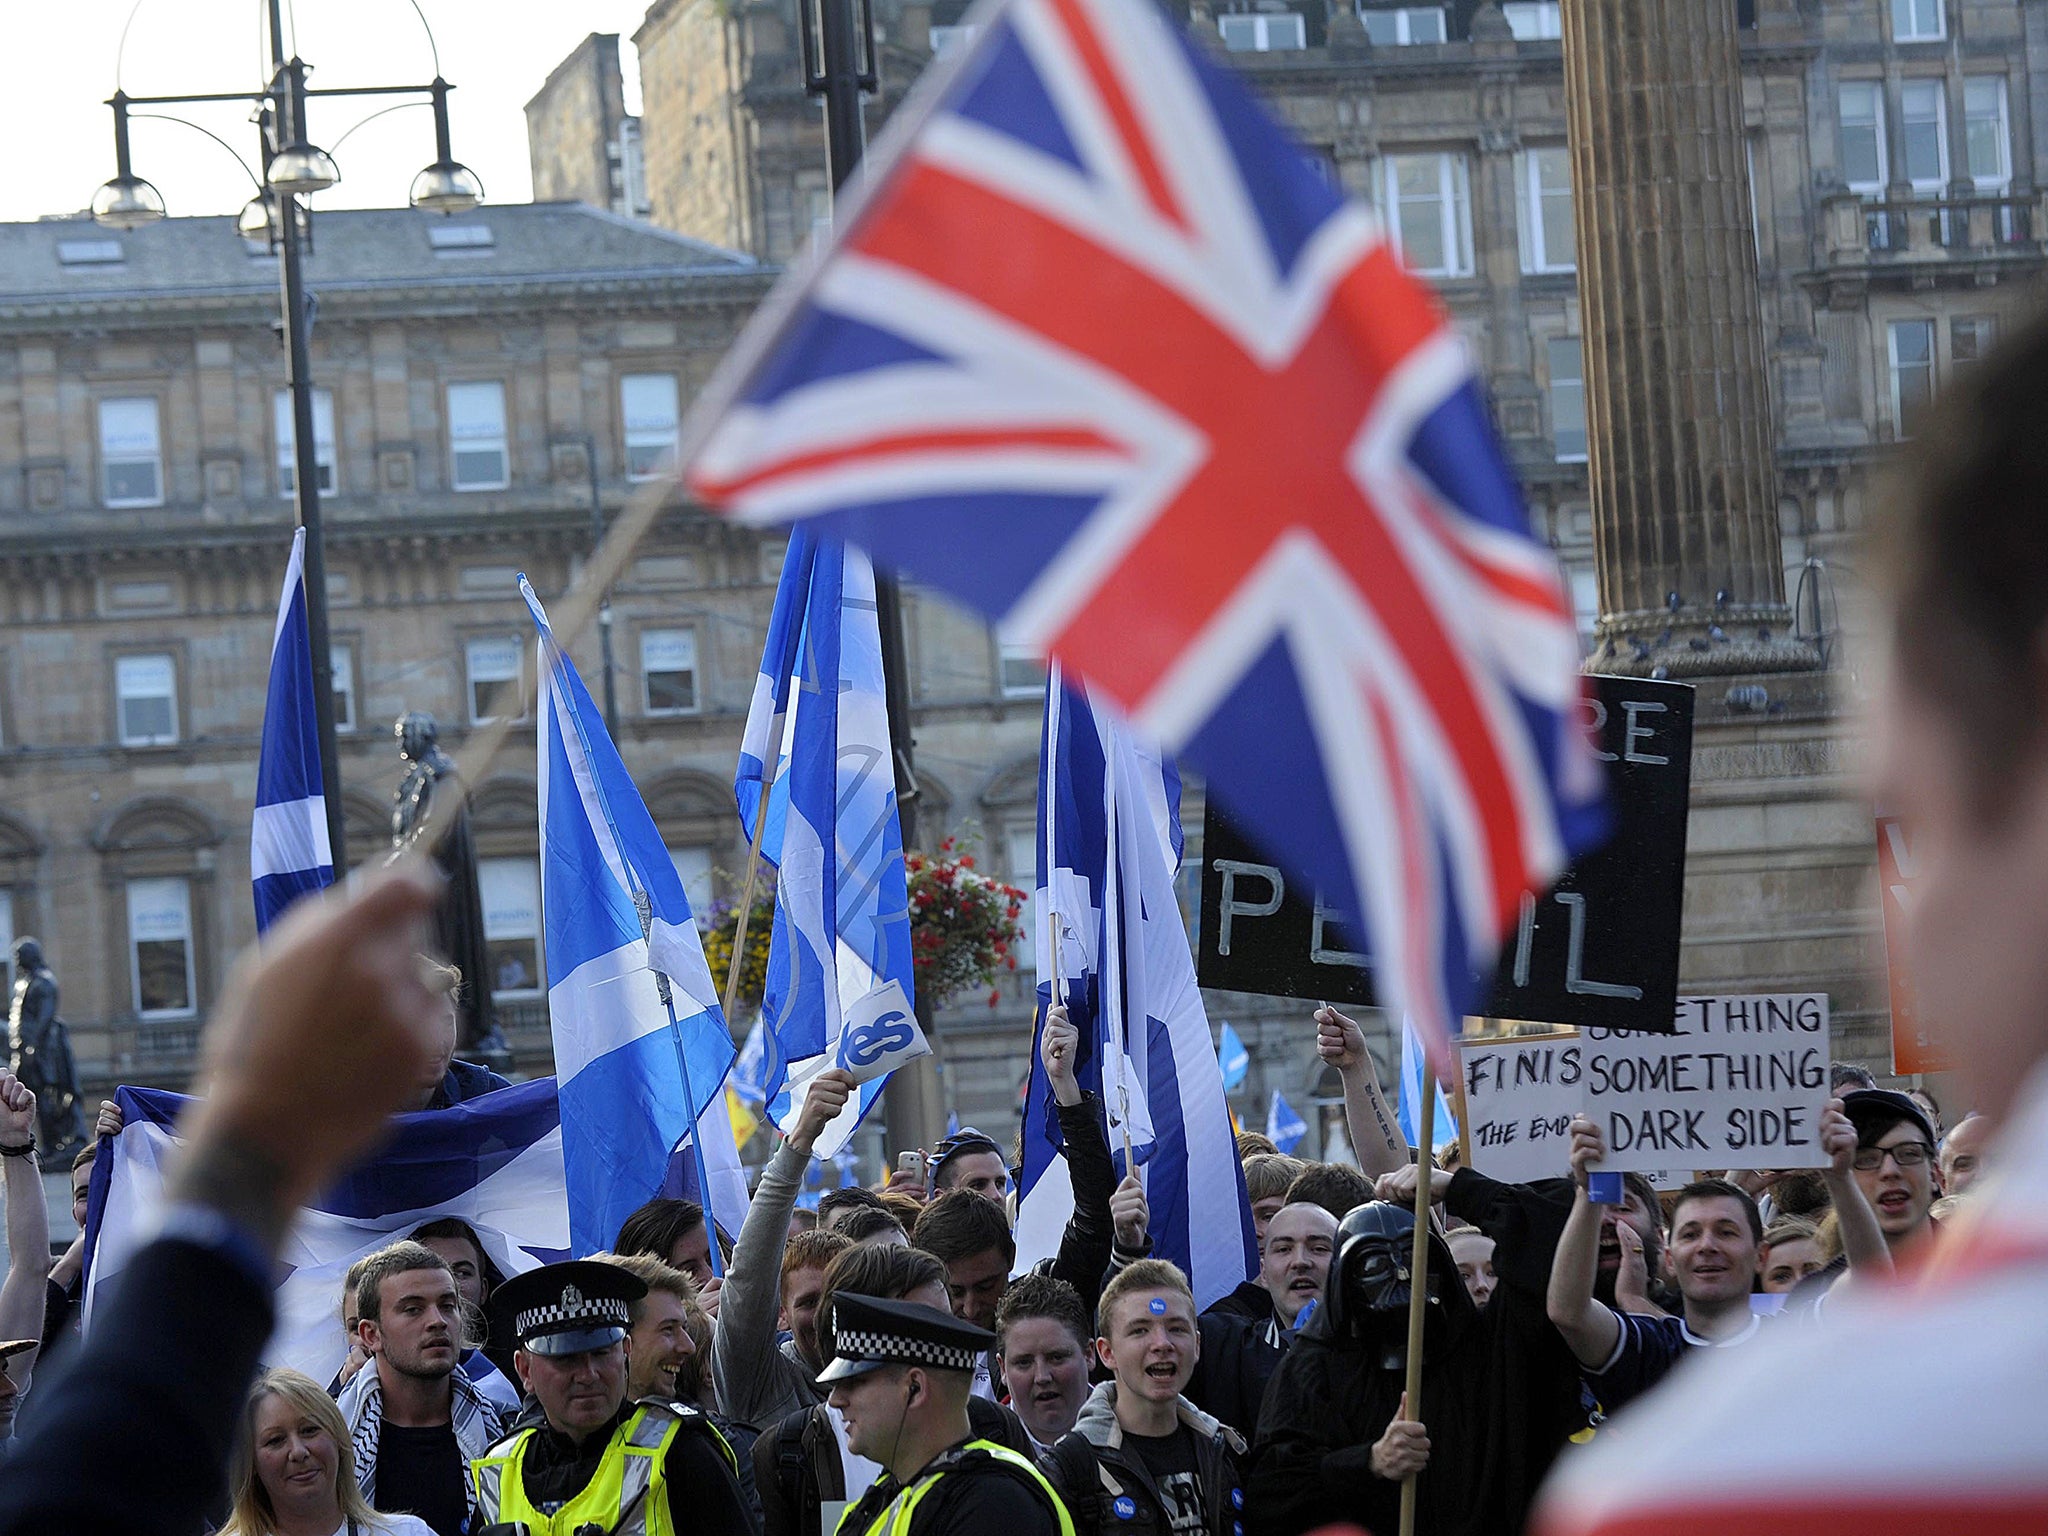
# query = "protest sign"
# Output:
<box><xmin>1456</xmin><ymin>994</ymin><xmax>1830</xmax><ymax>1180</ymax></box>
<box><xmin>1197</xmin><ymin>674</ymin><xmax>1692</xmax><ymax>1034</ymax></box>
<box><xmin>1876</xmin><ymin>814</ymin><xmax>1947</xmax><ymax>1074</ymax></box>
<box><xmin>834</xmin><ymin>979</ymin><xmax>932</xmax><ymax>1085</ymax></box>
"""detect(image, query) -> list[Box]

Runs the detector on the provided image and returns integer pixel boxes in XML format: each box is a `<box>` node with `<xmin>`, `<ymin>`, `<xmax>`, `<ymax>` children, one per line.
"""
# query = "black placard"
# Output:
<box><xmin>1197</xmin><ymin>675</ymin><xmax>1693</xmax><ymax>1033</ymax></box>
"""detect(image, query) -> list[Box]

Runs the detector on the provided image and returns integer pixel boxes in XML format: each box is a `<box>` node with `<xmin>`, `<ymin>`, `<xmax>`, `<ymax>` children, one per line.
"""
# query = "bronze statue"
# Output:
<box><xmin>9</xmin><ymin>937</ymin><xmax>86</xmax><ymax>1155</ymax></box>
<box><xmin>391</xmin><ymin>712</ymin><xmax>507</xmax><ymax>1060</ymax></box>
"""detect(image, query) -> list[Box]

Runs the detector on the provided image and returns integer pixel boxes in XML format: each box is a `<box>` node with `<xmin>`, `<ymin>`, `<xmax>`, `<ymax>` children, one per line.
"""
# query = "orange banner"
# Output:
<box><xmin>1877</xmin><ymin>814</ymin><xmax>1948</xmax><ymax>1074</ymax></box>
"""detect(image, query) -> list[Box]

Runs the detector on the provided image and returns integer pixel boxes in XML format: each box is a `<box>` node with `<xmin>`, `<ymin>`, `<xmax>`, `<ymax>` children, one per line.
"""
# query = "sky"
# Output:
<box><xmin>2</xmin><ymin>0</ymin><xmax>667</xmax><ymax>225</ymax></box>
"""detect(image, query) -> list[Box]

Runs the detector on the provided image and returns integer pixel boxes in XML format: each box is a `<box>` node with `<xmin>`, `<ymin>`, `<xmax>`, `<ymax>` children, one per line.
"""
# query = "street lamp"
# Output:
<box><xmin>89</xmin><ymin>1</ymin><xmax>484</xmax><ymax>873</ymax></box>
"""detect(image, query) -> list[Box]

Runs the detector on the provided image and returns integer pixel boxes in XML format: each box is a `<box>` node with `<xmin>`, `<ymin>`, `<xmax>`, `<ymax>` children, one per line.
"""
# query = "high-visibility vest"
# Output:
<box><xmin>471</xmin><ymin>1402</ymin><xmax>689</xmax><ymax>1536</ymax></box>
<box><xmin>837</xmin><ymin>1438</ymin><xmax>1077</xmax><ymax>1536</ymax></box>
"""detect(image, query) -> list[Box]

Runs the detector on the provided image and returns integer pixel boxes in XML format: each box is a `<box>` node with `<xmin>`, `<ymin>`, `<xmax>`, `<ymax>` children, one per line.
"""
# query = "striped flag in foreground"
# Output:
<box><xmin>83</xmin><ymin>1080</ymin><xmax>567</xmax><ymax>1381</ymax></box>
<box><xmin>251</xmin><ymin>527</ymin><xmax>333</xmax><ymax>932</ymax></box>
<box><xmin>1016</xmin><ymin>676</ymin><xmax>1254</xmax><ymax>1309</ymax></box>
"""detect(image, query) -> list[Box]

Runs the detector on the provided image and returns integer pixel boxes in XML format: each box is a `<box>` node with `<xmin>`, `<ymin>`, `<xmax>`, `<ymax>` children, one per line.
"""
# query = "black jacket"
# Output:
<box><xmin>1184</xmin><ymin>1310</ymin><xmax>1287</xmax><ymax>1443</ymax></box>
<box><xmin>1043</xmin><ymin>1384</ymin><xmax>1247</xmax><ymax>1536</ymax></box>
<box><xmin>1246</xmin><ymin>1169</ymin><xmax>1591</xmax><ymax>1536</ymax></box>
<box><xmin>1043</xmin><ymin>1092</ymin><xmax>1121</xmax><ymax>1313</ymax></box>
<box><xmin>1204</xmin><ymin>1280</ymin><xmax>1274</xmax><ymax>1325</ymax></box>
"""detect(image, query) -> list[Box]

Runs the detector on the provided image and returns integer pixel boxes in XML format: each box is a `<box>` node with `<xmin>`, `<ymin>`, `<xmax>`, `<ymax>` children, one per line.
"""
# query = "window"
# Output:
<box><xmin>1361</xmin><ymin>6</ymin><xmax>1446</xmax><ymax>45</ymax></box>
<box><xmin>0</xmin><ymin>893</ymin><xmax>13</xmax><ymax>995</ymax></box>
<box><xmin>1003</xmin><ymin>824</ymin><xmax>1041</xmax><ymax>957</ymax></box>
<box><xmin>466</xmin><ymin>636</ymin><xmax>524</xmax><ymax>725</ymax></box>
<box><xmin>1839</xmin><ymin>83</ymin><xmax>1888</xmax><ymax>195</ymax></box>
<box><xmin>641</xmin><ymin>628</ymin><xmax>700</xmax><ymax>716</ymax></box>
<box><xmin>928</xmin><ymin>23</ymin><xmax>979</xmax><ymax>53</ymax></box>
<box><xmin>1548</xmin><ymin>337</ymin><xmax>1587</xmax><ymax>463</ymax></box>
<box><xmin>330</xmin><ymin>643</ymin><xmax>356</xmax><ymax>733</ymax></box>
<box><xmin>116</xmin><ymin>653</ymin><xmax>178</xmax><ymax>746</ymax></box>
<box><xmin>99</xmin><ymin>397</ymin><xmax>163</xmax><ymax>508</ymax></box>
<box><xmin>479</xmin><ymin>858</ymin><xmax>542</xmax><ymax>998</ymax></box>
<box><xmin>1383</xmin><ymin>154</ymin><xmax>1474</xmax><ymax>279</ymax></box>
<box><xmin>621</xmin><ymin>373</ymin><xmax>680</xmax><ymax>481</ymax></box>
<box><xmin>274</xmin><ymin>388</ymin><xmax>337</xmax><ymax>496</ymax></box>
<box><xmin>1891</xmin><ymin>0</ymin><xmax>1943</xmax><ymax>42</ymax></box>
<box><xmin>668</xmin><ymin>845</ymin><xmax>716</xmax><ymax>914</ymax></box>
<box><xmin>128</xmin><ymin>877</ymin><xmax>195</xmax><ymax>1018</ymax></box>
<box><xmin>1519</xmin><ymin>147</ymin><xmax>1576</xmax><ymax>274</ymax></box>
<box><xmin>447</xmin><ymin>381</ymin><xmax>509</xmax><ymax>491</ymax></box>
<box><xmin>1890</xmin><ymin>319</ymin><xmax>1937</xmax><ymax>438</ymax></box>
<box><xmin>998</xmin><ymin>639</ymin><xmax>1045</xmax><ymax>699</ymax></box>
<box><xmin>759</xmin><ymin>536</ymin><xmax>791</xmax><ymax>584</ymax></box>
<box><xmin>1900</xmin><ymin>81</ymin><xmax>1949</xmax><ymax>193</ymax></box>
<box><xmin>1502</xmin><ymin>1</ymin><xmax>1561</xmax><ymax>39</ymax></box>
<box><xmin>1217</xmin><ymin>11</ymin><xmax>1306</xmax><ymax>50</ymax></box>
<box><xmin>1965</xmin><ymin>78</ymin><xmax>2012</xmax><ymax>190</ymax></box>
<box><xmin>1565</xmin><ymin>564</ymin><xmax>1599</xmax><ymax>644</ymax></box>
<box><xmin>1952</xmin><ymin>315</ymin><xmax>1996</xmax><ymax>370</ymax></box>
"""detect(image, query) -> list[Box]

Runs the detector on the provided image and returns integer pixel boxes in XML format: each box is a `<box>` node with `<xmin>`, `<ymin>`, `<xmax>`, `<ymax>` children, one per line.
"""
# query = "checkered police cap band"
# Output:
<box><xmin>515</xmin><ymin>1287</ymin><xmax>632</xmax><ymax>1339</ymax></box>
<box><xmin>835</xmin><ymin>1327</ymin><xmax>982</xmax><ymax>1374</ymax></box>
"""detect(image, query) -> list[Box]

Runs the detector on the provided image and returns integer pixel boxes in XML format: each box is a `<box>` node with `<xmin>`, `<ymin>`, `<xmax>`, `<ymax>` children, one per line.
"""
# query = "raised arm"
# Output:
<box><xmin>1818</xmin><ymin>1097</ymin><xmax>1893</xmax><ymax>1284</ymax></box>
<box><xmin>1315</xmin><ymin>1007</ymin><xmax>1406</xmax><ymax>1178</ymax></box>
<box><xmin>1546</xmin><ymin>1115</ymin><xmax>1622</xmax><ymax>1370</ymax></box>
<box><xmin>0</xmin><ymin>1074</ymin><xmax>48</xmax><ymax>1369</ymax></box>
<box><xmin>1042</xmin><ymin>1005</ymin><xmax>1120</xmax><ymax>1300</ymax></box>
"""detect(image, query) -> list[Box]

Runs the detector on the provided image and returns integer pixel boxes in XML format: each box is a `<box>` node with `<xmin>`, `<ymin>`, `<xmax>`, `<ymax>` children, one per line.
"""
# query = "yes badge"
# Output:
<box><xmin>835</xmin><ymin>979</ymin><xmax>932</xmax><ymax>1085</ymax></box>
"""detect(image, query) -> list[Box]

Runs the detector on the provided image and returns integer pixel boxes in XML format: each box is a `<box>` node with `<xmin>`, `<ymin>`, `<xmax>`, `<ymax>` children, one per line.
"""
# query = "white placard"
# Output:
<box><xmin>834</xmin><ymin>979</ymin><xmax>931</xmax><ymax>1085</ymax></box>
<box><xmin>1457</xmin><ymin>994</ymin><xmax>1830</xmax><ymax>1181</ymax></box>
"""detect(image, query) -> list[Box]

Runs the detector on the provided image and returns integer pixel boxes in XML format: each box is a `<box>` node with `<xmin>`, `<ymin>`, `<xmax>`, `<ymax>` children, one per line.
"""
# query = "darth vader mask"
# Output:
<box><xmin>1327</xmin><ymin>1201</ymin><xmax>1449</xmax><ymax>1335</ymax></box>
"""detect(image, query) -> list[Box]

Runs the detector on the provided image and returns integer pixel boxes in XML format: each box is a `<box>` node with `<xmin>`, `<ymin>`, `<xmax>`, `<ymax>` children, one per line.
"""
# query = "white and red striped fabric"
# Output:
<box><xmin>1533</xmin><ymin>1064</ymin><xmax>2048</xmax><ymax>1536</ymax></box>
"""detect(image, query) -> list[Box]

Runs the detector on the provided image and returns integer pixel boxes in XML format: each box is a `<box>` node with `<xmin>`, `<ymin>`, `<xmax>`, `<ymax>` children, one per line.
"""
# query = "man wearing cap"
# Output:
<box><xmin>823</xmin><ymin>1293</ymin><xmax>1072</xmax><ymax>1536</ymax></box>
<box><xmin>1842</xmin><ymin>1088</ymin><xmax>1941</xmax><ymax>1264</ymax></box>
<box><xmin>471</xmin><ymin>1259</ymin><xmax>752</xmax><ymax>1536</ymax></box>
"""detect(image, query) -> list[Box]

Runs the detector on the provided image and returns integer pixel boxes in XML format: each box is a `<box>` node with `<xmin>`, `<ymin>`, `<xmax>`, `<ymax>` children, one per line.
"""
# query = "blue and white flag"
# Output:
<box><xmin>251</xmin><ymin>527</ymin><xmax>334</xmax><ymax>932</ymax></box>
<box><xmin>1217</xmin><ymin>1022</ymin><xmax>1250</xmax><ymax>1093</ymax></box>
<box><xmin>523</xmin><ymin>577</ymin><xmax>743</xmax><ymax>1254</ymax></box>
<box><xmin>735</xmin><ymin>534</ymin><xmax>916</xmax><ymax>1159</ymax></box>
<box><xmin>1016</xmin><ymin>673</ymin><xmax>1255</xmax><ymax>1309</ymax></box>
<box><xmin>1397</xmin><ymin>1016</ymin><xmax>1459</xmax><ymax>1153</ymax></box>
<box><xmin>1267</xmin><ymin>1089</ymin><xmax>1308</xmax><ymax>1155</ymax></box>
<box><xmin>82</xmin><ymin>1080</ymin><xmax>567</xmax><ymax>1380</ymax></box>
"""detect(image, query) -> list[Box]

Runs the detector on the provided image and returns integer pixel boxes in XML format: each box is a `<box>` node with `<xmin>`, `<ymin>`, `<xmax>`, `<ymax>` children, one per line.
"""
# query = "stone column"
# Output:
<box><xmin>1561</xmin><ymin>0</ymin><xmax>1817</xmax><ymax>675</ymax></box>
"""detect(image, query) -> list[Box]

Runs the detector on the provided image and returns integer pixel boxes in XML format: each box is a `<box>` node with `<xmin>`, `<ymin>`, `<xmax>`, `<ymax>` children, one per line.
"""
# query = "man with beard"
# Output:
<box><xmin>340</xmin><ymin>1241</ymin><xmax>508</xmax><ymax>1536</ymax></box>
<box><xmin>1247</xmin><ymin>1197</ymin><xmax>1588</xmax><ymax>1536</ymax></box>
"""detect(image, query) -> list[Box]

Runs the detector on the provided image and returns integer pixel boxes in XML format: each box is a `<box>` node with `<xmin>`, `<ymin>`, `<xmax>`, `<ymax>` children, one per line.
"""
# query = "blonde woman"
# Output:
<box><xmin>221</xmin><ymin>1369</ymin><xmax>435</xmax><ymax>1536</ymax></box>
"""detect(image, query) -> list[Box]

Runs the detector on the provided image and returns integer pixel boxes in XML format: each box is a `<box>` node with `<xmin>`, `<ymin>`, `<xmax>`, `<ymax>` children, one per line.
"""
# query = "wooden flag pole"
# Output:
<box><xmin>1397</xmin><ymin>1072</ymin><xmax>1437</xmax><ymax>1536</ymax></box>
<box><xmin>721</xmin><ymin>726</ymin><xmax>782</xmax><ymax>1026</ymax></box>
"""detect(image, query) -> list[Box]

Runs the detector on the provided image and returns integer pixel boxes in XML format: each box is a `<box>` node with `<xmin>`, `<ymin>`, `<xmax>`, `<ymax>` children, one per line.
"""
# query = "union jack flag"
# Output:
<box><xmin>682</xmin><ymin>0</ymin><xmax>1607</xmax><ymax>1067</ymax></box>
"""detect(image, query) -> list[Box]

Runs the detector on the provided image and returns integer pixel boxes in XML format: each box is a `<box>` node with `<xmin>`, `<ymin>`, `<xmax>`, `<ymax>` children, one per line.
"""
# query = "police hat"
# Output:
<box><xmin>818</xmin><ymin>1293</ymin><xmax>996</xmax><ymax>1384</ymax></box>
<box><xmin>493</xmin><ymin>1260</ymin><xmax>646</xmax><ymax>1357</ymax></box>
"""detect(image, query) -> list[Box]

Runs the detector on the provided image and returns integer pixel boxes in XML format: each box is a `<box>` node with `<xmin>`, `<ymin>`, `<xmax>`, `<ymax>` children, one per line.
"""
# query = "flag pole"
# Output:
<box><xmin>722</xmin><ymin>717</ymin><xmax>783</xmax><ymax>1025</ymax></box>
<box><xmin>1398</xmin><ymin>1074</ymin><xmax>1437</xmax><ymax>1536</ymax></box>
<box><xmin>1044</xmin><ymin>663</ymin><xmax>1068</xmax><ymax>1012</ymax></box>
<box><xmin>1099</xmin><ymin>716</ymin><xmax>1136</xmax><ymax>1175</ymax></box>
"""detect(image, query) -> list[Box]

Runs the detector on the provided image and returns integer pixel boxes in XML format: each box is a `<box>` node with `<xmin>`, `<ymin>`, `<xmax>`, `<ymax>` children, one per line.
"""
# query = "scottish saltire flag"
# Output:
<box><xmin>523</xmin><ymin>577</ymin><xmax>740</xmax><ymax>1253</ymax></box>
<box><xmin>734</xmin><ymin>536</ymin><xmax>915</xmax><ymax>1159</ymax></box>
<box><xmin>1217</xmin><ymin>1022</ymin><xmax>1250</xmax><ymax>1093</ymax></box>
<box><xmin>1015</xmin><ymin>677</ymin><xmax>1254</xmax><ymax>1309</ymax></box>
<box><xmin>682</xmin><ymin>0</ymin><xmax>1606</xmax><ymax>1070</ymax></box>
<box><xmin>1267</xmin><ymin>1090</ymin><xmax>1307</xmax><ymax>1155</ymax></box>
<box><xmin>251</xmin><ymin>527</ymin><xmax>334</xmax><ymax>932</ymax></box>
<box><xmin>1397</xmin><ymin>1015</ymin><xmax>1459</xmax><ymax>1152</ymax></box>
<box><xmin>82</xmin><ymin>1081</ymin><xmax>567</xmax><ymax>1379</ymax></box>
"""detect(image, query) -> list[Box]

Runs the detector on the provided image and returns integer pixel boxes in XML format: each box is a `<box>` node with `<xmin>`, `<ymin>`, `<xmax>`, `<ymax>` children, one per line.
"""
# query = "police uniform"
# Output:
<box><xmin>820</xmin><ymin>1295</ymin><xmax>1073</xmax><ymax>1536</ymax></box>
<box><xmin>470</xmin><ymin>1261</ymin><xmax>752</xmax><ymax>1536</ymax></box>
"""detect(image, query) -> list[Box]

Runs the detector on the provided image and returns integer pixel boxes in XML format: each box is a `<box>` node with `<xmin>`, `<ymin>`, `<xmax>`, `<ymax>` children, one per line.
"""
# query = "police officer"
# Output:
<box><xmin>822</xmin><ymin>1294</ymin><xmax>1072</xmax><ymax>1536</ymax></box>
<box><xmin>471</xmin><ymin>1260</ymin><xmax>752</xmax><ymax>1536</ymax></box>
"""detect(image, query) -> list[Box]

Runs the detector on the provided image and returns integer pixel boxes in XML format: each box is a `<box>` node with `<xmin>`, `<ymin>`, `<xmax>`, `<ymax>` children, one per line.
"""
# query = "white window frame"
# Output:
<box><xmin>1889</xmin><ymin>318</ymin><xmax>1937</xmax><ymax>439</ymax></box>
<box><xmin>1518</xmin><ymin>146</ymin><xmax>1576</xmax><ymax>275</ymax></box>
<box><xmin>99</xmin><ymin>397</ymin><xmax>164</xmax><ymax>509</ymax></box>
<box><xmin>1839</xmin><ymin>83</ymin><xmax>1889</xmax><ymax>197</ymax></box>
<box><xmin>1217</xmin><ymin>11</ymin><xmax>1306</xmax><ymax>51</ymax></box>
<box><xmin>668</xmin><ymin>844</ymin><xmax>716</xmax><ymax>915</ymax></box>
<box><xmin>330</xmin><ymin>643</ymin><xmax>357</xmax><ymax>734</ymax></box>
<box><xmin>620</xmin><ymin>373</ymin><xmax>681</xmax><ymax>482</ymax></box>
<box><xmin>1964</xmin><ymin>77</ymin><xmax>2012</xmax><ymax>191</ymax></box>
<box><xmin>447</xmin><ymin>381</ymin><xmax>510</xmax><ymax>492</ymax></box>
<box><xmin>1501</xmin><ymin>1</ymin><xmax>1561</xmax><ymax>40</ymax></box>
<box><xmin>1891</xmin><ymin>0</ymin><xmax>1944</xmax><ymax>43</ymax></box>
<box><xmin>465</xmin><ymin>636</ymin><xmax>525</xmax><ymax>725</ymax></box>
<box><xmin>641</xmin><ymin>627</ymin><xmax>701</xmax><ymax>717</ymax></box>
<box><xmin>1360</xmin><ymin>6</ymin><xmax>1447</xmax><ymax>46</ymax></box>
<box><xmin>1951</xmin><ymin>315</ymin><xmax>1996</xmax><ymax>370</ymax></box>
<box><xmin>274</xmin><ymin>387</ymin><xmax>338</xmax><ymax>497</ymax></box>
<box><xmin>127</xmin><ymin>876</ymin><xmax>196</xmax><ymax>1020</ymax></box>
<box><xmin>116</xmin><ymin>652</ymin><xmax>179</xmax><ymax>747</ymax></box>
<box><xmin>479</xmin><ymin>857</ymin><xmax>543</xmax><ymax>999</ymax></box>
<box><xmin>997</xmin><ymin>638</ymin><xmax>1045</xmax><ymax>700</ymax></box>
<box><xmin>1547</xmin><ymin>337</ymin><xmax>1588</xmax><ymax>465</ymax></box>
<box><xmin>1899</xmin><ymin>79</ymin><xmax>1950</xmax><ymax>195</ymax></box>
<box><xmin>1382</xmin><ymin>153</ymin><xmax>1474</xmax><ymax>279</ymax></box>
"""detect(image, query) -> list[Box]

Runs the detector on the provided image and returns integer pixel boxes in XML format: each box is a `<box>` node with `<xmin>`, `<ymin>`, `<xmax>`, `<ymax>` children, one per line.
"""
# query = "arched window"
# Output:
<box><xmin>94</xmin><ymin>797</ymin><xmax>223</xmax><ymax>1038</ymax></box>
<box><xmin>0</xmin><ymin>811</ymin><xmax>44</xmax><ymax>996</ymax></box>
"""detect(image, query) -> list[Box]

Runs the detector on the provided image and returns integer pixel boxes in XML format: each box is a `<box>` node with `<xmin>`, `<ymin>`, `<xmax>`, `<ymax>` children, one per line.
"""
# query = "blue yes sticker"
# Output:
<box><xmin>1113</xmin><ymin>1497</ymin><xmax>1138</xmax><ymax>1521</ymax></box>
<box><xmin>1231</xmin><ymin>1490</ymin><xmax>1244</xmax><ymax>1510</ymax></box>
<box><xmin>1148</xmin><ymin>1297</ymin><xmax>1167</xmax><ymax>1315</ymax></box>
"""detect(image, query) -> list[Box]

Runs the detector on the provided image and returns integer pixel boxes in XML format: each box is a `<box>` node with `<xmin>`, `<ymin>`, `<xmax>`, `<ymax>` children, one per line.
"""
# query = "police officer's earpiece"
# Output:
<box><xmin>905</xmin><ymin>1372</ymin><xmax>925</xmax><ymax>1409</ymax></box>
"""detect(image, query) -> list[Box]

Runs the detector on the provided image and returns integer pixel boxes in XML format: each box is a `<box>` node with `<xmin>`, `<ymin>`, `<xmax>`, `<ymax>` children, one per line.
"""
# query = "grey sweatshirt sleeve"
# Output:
<box><xmin>714</xmin><ymin>1138</ymin><xmax>815</xmax><ymax>1428</ymax></box>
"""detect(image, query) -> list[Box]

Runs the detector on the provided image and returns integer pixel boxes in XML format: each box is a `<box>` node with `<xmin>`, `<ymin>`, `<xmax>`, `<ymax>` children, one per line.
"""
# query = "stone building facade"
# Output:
<box><xmin>525</xmin><ymin>35</ymin><xmax>652</xmax><ymax>220</ymax></box>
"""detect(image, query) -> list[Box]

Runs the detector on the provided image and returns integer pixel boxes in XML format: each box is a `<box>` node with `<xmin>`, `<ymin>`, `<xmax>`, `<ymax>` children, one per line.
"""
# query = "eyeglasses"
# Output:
<box><xmin>1851</xmin><ymin>1141</ymin><xmax>1934</xmax><ymax>1172</ymax></box>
